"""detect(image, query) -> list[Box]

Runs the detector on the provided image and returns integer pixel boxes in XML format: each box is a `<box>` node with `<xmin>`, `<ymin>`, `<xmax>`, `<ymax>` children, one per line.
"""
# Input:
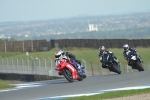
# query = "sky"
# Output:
<box><xmin>0</xmin><ymin>0</ymin><xmax>150</xmax><ymax>22</ymax></box>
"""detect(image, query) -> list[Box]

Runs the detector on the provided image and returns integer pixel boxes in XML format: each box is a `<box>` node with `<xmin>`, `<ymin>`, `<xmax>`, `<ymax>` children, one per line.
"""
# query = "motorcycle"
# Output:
<box><xmin>55</xmin><ymin>57</ymin><xmax>86</xmax><ymax>82</ymax></box>
<box><xmin>101</xmin><ymin>53</ymin><xmax>121</xmax><ymax>74</ymax></box>
<box><xmin>127</xmin><ymin>51</ymin><xmax>144</xmax><ymax>71</ymax></box>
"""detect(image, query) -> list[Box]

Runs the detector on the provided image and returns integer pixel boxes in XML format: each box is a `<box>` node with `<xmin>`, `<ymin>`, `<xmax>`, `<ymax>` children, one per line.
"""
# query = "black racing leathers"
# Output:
<box><xmin>99</xmin><ymin>50</ymin><xmax>116</xmax><ymax>68</ymax></box>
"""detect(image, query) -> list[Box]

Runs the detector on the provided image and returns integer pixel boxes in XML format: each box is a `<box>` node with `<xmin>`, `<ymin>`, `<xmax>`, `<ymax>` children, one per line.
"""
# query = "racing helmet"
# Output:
<box><xmin>55</xmin><ymin>51</ymin><xmax>62</xmax><ymax>59</ymax></box>
<box><xmin>99</xmin><ymin>46</ymin><xmax>105</xmax><ymax>53</ymax></box>
<box><xmin>123</xmin><ymin>44</ymin><xmax>129</xmax><ymax>51</ymax></box>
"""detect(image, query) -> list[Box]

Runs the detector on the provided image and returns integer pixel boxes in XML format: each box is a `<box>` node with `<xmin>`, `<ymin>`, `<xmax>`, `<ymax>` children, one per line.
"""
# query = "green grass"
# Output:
<box><xmin>0</xmin><ymin>80</ymin><xmax>16</xmax><ymax>89</ymax></box>
<box><xmin>65</xmin><ymin>88</ymin><xmax>150</xmax><ymax>100</ymax></box>
<box><xmin>0</xmin><ymin>47</ymin><xmax>150</xmax><ymax>64</ymax></box>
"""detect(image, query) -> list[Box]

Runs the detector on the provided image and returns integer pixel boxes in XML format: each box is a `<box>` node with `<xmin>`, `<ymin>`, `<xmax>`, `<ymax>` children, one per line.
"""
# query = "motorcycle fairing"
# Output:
<box><xmin>56</xmin><ymin>60</ymin><xmax>79</xmax><ymax>80</ymax></box>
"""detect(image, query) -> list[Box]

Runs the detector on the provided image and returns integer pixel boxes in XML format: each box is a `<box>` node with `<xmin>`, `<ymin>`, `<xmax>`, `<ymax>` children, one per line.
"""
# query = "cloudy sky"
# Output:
<box><xmin>0</xmin><ymin>0</ymin><xmax>150</xmax><ymax>22</ymax></box>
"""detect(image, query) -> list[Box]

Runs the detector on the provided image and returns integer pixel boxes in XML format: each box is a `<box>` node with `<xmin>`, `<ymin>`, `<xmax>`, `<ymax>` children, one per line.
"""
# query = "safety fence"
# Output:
<box><xmin>0</xmin><ymin>57</ymin><xmax>150</xmax><ymax>76</ymax></box>
<box><xmin>0</xmin><ymin>39</ymin><xmax>150</xmax><ymax>52</ymax></box>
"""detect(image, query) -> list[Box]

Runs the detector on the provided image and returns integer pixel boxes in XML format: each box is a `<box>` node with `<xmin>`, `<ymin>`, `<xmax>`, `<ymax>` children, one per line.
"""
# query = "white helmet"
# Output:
<box><xmin>55</xmin><ymin>51</ymin><xmax>62</xmax><ymax>59</ymax></box>
<box><xmin>123</xmin><ymin>44</ymin><xmax>129</xmax><ymax>51</ymax></box>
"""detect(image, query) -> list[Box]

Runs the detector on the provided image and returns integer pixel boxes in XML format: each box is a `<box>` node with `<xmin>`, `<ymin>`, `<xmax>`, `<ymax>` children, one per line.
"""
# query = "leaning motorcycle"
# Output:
<box><xmin>127</xmin><ymin>51</ymin><xmax>144</xmax><ymax>71</ymax></box>
<box><xmin>55</xmin><ymin>57</ymin><xmax>86</xmax><ymax>82</ymax></box>
<box><xmin>101</xmin><ymin>53</ymin><xmax>121</xmax><ymax>74</ymax></box>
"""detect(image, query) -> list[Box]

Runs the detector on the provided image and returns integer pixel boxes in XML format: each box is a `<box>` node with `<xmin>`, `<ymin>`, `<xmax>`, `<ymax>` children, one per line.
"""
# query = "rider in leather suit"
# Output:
<box><xmin>59</xmin><ymin>49</ymin><xmax>82</xmax><ymax>74</ymax></box>
<box><xmin>99</xmin><ymin>46</ymin><xmax>117</xmax><ymax>68</ymax></box>
<box><xmin>123</xmin><ymin>44</ymin><xmax>137</xmax><ymax>67</ymax></box>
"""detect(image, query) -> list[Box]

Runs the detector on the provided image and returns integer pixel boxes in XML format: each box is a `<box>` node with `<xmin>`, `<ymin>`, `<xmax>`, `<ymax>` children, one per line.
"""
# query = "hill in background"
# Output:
<box><xmin>0</xmin><ymin>12</ymin><xmax>150</xmax><ymax>40</ymax></box>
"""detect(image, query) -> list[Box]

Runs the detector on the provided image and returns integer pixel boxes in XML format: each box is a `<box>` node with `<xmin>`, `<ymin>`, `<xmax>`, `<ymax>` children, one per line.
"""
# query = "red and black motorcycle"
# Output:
<box><xmin>55</xmin><ymin>58</ymin><xmax>84</xmax><ymax>82</ymax></box>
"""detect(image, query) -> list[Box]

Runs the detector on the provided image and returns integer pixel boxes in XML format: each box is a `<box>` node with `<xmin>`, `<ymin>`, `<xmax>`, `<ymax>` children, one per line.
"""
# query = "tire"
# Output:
<box><xmin>63</xmin><ymin>68</ymin><xmax>73</xmax><ymax>82</ymax></box>
<box><xmin>77</xmin><ymin>75</ymin><xmax>83</xmax><ymax>81</ymax></box>
<box><xmin>83</xmin><ymin>74</ymin><xmax>86</xmax><ymax>78</ymax></box>
<box><xmin>136</xmin><ymin>61</ymin><xmax>144</xmax><ymax>71</ymax></box>
<box><xmin>112</xmin><ymin>63</ymin><xmax>121</xmax><ymax>74</ymax></box>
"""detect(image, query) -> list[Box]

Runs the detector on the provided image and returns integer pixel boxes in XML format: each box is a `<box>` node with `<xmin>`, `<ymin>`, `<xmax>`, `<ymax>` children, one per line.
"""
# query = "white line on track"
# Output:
<box><xmin>37</xmin><ymin>84</ymin><xmax>150</xmax><ymax>100</ymax></box>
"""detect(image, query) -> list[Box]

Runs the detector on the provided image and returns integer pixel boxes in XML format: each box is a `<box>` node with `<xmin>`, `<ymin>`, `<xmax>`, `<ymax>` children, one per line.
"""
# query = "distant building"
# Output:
<box><xmin>88</xmin><ymin>24</ymin><xmax>98</xmax><ymax>31</ymax></box>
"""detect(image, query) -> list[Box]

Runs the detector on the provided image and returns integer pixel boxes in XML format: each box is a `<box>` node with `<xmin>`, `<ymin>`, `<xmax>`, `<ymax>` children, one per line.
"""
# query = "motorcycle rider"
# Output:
<box><xmin>56</xmin><ymin>49</ymin><xmax>83</xmax><ymax>75</ymax></box>
<box><xmin>99</xmin><ymin>46</ymin><xmax>117</xmax><ymax>69</ymax></box>
<box><xmin>123</xmin><ymin>44</ymin><xmax>138</xmax><ymax>68</ymax></box>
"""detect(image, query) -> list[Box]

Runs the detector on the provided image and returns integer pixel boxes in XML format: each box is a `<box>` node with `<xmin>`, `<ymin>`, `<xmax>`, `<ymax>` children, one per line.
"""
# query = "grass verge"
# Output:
<box><xmin>65</xmin><ymin>88</ymin><xmax>150</xmax><ymax>100</ymax></box>
<box><xmin>0</xmin><ymin>80</ymin><xmax>17</xmax><ymax>90</ymax></box>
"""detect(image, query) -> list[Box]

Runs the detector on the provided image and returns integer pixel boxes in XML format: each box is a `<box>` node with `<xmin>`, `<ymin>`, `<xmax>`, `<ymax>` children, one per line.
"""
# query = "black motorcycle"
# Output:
<box><xmin>102</xmin><ymin>53</ymin><xmax>121</xmax><ymax>74</ymax></box>
<box><xmin>127</xmin><ymin>51</ymin><xmax>144</xmax><ymax>71</ymax></box>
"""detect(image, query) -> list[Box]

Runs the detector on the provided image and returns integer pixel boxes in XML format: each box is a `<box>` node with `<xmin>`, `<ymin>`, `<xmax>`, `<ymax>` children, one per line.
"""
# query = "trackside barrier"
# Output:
<box><xmin>0</xmin><ymin>57</ymin><xmax>149</xmax><ymax>77</ymax></box>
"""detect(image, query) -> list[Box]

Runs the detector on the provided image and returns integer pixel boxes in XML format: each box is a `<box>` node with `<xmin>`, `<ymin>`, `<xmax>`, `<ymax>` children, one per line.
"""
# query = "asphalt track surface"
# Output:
<box><xmin>0</xmin><ymin>71</ymin><xmax>150</xmax><ymax>100</ymax></box>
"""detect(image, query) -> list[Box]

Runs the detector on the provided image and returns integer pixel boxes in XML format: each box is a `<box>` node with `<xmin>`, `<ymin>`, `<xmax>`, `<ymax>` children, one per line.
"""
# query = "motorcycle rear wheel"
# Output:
<box><xmin>63</xmin><ymin>68</ymin><xmax>73</xmax><ymax>82</ymax></box>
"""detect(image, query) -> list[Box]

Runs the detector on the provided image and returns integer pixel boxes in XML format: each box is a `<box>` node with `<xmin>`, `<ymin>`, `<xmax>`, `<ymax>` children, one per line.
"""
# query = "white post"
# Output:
<box><xmin>35</xmin><ymin>57</ymin><xmax>40</xmax><ymax>75</ymax></box>
<box><xmin>5</xmin><ymin>57</ymin><xmax>9</xmax><ymax>73</ymax></box>
<box><xmin>42</xmin><ymin>57</ymin><xmax>47</xmax><ymax>75</ymax></box>
<box><xmin>48</xmin><ymin>57</ymin><xmax>53</xmax><ymax>76</ymax></box>
<box><xmin>31</xmin><ymin>56</ymin><xmax>35</xmax><ymax>74</ymax></box>
<box><xmin>9</xmin><ymin>57</ymin><xmax>13</xmax><ymax>73</ymax></box>
<box><xmin>0</xmin><ymin>56</ymin><xmax>4</xmax><ymax>72</ymax></box>
<box><xmin>20</xmin><ymin>57</ymin><xmax>24</xmax><ymax>74</ymax></box>
<box><xmin>15</xmin><ymin>57</ymin><xmax>19</xmax><ymax>74</ymax></box>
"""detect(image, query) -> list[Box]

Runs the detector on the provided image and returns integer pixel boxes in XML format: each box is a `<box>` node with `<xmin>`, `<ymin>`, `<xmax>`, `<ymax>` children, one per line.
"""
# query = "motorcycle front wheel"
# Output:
<box><xmin>136</xmin><ymin>61</ymin><xmax>144</xmax><ymax>71</ymax></box>
<box><xmin>112</xmin><ymin>63</ymin><xmax>121</xmax><ymax>74</ymax></box>
<box><xmin>63</xmin><ymin>68</ymin><xmax>73</xmax><ymax>82</ymax></box>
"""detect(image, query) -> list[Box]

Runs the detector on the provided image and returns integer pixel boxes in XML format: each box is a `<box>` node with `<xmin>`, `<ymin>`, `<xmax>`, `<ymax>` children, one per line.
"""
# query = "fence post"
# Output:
<box><xmin>9</xmin><ymin>57</ymin><xmax>13</xmax><ymax>73</ymax></box>
<box><xmin>20</xmin><ymin>57</ymin><xmax>25</xmax><ymax>74</ymax></box>
<box><xmin>42</xmin><ymin>57</ymin><xmax>47</xmax><ymax>75</ymax></box>
<box><xmin>98</xmin><ymin>62</ymin><xmax>102</xmax><ymax>75</ymax></box>
<box><xmin>35</xmin><ymin>57</ymin><xmax>40</xmax><ymax>75</ymax></box>
<box><xmin>31</xmin><ymin>56</ymin><xmax>35</xmax><ymax>74</ymax></box>
<box><xmin>90</xmin><ymin>61</ymin><xmax>94</xmax><ymax>76</ymax></box>
<box><xmin>124</xmin><ymin>61</ymin><xmax>127</xmax><ymax>73</ymax></box>
<box><xmin>5</xmin><ymin>57</ymin><xmax>9</xmax><ymax>73</ymax></box>
<box><xmin>142</xmin><ymin>62</ymin><xmax>144</xmax><ymax>70</ymax></box>
<box><xmin>0</xmin><ymin>56</ymin><xmax>4</xmax><ymax>73</ymax></box>
<box><xmin>82</xmin><ymin>59</ymin><xmax>87</xmax><ymax>74</ymax></box>
<box><xmin>15</xmin><ymin>57</ymin><xmax>19</xmax><ymax>74</ymax></box>
<box><xmin>48</xmin><ymin>57</ymin><xmax>53</xmax><ymax>76</ymax></box>
<box><xmin>25</xmin><ymin>57</ymin><xmax>29</xmax><ymax>74</ymax></box>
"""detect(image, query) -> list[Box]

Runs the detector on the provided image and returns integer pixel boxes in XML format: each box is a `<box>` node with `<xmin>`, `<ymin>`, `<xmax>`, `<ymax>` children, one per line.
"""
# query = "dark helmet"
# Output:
<box><xmin>99</xmin><ymin>46</ymin><xmax>105</xmax><ymax>53</ymax></box>
<box><xmin>123</xmin><ymin>44</ymin><xmax>129</xmax><ymax>51</ymax></box>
